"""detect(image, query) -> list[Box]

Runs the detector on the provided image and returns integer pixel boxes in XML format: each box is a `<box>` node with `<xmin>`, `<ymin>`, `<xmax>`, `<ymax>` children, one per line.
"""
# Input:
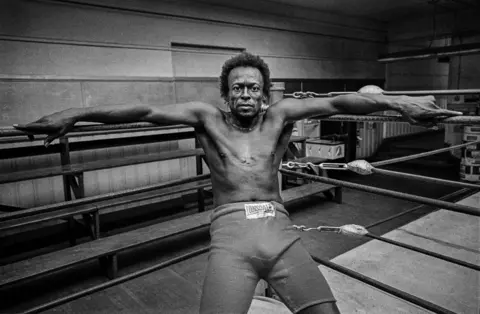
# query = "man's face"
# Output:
<box><xmin>227</xmin><ymin>67</ymin><xmax>264</xmax><ymax>119</ymax></box>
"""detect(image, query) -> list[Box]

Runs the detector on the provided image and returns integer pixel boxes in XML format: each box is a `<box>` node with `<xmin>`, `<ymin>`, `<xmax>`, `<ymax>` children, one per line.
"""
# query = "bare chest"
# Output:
<box><xmin>196</xmin><ymin>120</ymin><xmax>292</xmax><ymax>166</ymax></box>
<box><xmin>222</xmin><ymin>136</ymin><xmax>275</xmax><ymax>165</ymax></box>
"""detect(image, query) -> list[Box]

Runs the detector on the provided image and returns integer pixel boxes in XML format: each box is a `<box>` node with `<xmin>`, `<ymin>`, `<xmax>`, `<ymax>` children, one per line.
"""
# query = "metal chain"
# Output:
<box><xmin>281</xmin><ymin>161</ymin><xmax>317</xmax><ymax>169</ymax></box>
<box><xmin>285</xmin><ymin>91</ymin><xmax>357</xmax><ymax>99</ymax></box>
<box><xmin>291</xmin><ymin>224</ymin><xmax>369</xmax><ymax>236</ymax></box>
<box><xmin>281</xmin><ymin>161</ymin><xmax>349</xmax><ymax>170</ymax></box>
<box><xmin>292</xmin><ymin>225</ymin><xmax>342</xmax><ymax>232</ymax></box>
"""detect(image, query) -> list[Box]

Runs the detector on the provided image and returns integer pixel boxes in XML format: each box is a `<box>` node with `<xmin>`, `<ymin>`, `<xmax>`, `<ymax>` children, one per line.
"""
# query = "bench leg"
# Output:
<box><xmin>81</xmin><ymin>214</ymin><xmax>94</xmax><ymax>239</ymax></box>
<box><xmin>197</xmin><ymin>188</ymin><xmax>205</xmax><ymax>212</ymax></box>
<box><xmin>334</xmin><ymin>186</ymin><xmax>343</xmax><ymax>204</ymax></box>
<box><xmin>99</xmin><ymin>254</ymin><xmax>118</xmax><ymax>279</ymax></box>
<box><xmin>67</xmin><ymin>217</ymin><xmax>76</xmax><ymax>246</ymax></box>
<box><xmin>92</xmin><ymin>210</ymin><xmax>100</xmax><ymax>239</ymax></box>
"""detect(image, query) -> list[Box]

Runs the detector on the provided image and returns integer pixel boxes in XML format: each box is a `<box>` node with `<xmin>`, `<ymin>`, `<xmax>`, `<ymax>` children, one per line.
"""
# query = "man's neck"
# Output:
<box><xmin>227</xmin><ymin>112</ymin><xmax>262</xmax><ymax>132</ymax></box>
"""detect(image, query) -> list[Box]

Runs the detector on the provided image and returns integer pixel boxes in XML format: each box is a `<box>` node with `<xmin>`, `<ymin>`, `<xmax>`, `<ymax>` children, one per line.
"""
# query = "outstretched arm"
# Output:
<box><xmin>13</xmin><ymin>102</ymin><xmax>215</xmax><ymax>146</ymax></box>
<box><xmin>272</xmin><ymin>93</ymin><xmax>462</xmax><ymax>126</ymax></box>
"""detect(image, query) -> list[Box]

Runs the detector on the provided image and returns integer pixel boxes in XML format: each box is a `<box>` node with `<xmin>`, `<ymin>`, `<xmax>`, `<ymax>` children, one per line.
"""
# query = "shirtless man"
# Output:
<box><xmin>14</xmin><ymin>52</ymin><xmax>461</xmax><ymax>314</ymax></box>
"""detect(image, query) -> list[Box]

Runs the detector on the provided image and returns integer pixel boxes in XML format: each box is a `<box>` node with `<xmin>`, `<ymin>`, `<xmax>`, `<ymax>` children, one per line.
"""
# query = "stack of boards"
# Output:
<box><xmin>460</xmin><ymin>125</ymin><xmax>480</xmax><ymax>183</ymax></box>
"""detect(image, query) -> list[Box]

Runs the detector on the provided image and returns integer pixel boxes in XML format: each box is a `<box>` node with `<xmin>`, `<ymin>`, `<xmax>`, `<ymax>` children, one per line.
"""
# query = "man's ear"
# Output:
<box><xmin>261</xmin><ymin>97</ymin><xmax>269</xmax><ymax>112</ymax></box>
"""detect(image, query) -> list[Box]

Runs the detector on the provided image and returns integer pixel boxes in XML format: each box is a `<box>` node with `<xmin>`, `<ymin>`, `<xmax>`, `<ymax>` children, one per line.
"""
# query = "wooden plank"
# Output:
<box><xmin>0</xmin><ymin>148</ymin><xmax>205</xmax><ymax>184</ymax></box>
<box><xmin>0</xmin><ymin>131</ymin><xmax>196</xmax><ymax>160</ymax></box>
<box><xmin>0</xmin><ymin>210</ymin><xmax>212</xmax><ymax>287</ymax></box>
<box><xmin>330</xmin><ymin>193</ymin><xmax>480</xmax><ymax>314</ymax></box>
<box><xmin>0</xmin><ymin>179</ymin><xmax>212</xmax><ymax>233</ymax></box>
<box><xmin>0</xmin><ymin>204</ymin><xmax>96</xmax><ymax>232</ymax></box>
<box><xmin>0</xmin><ymin>181</ymin><xmax>333</xmax><ymax>287</ymax></box>
<box><xmin>0</xmin><ymin>174</ymin><xmax>211</xmax><ymax>221</ymax></box>
<box><xmin>319</xmin><ymin>267</ymin><xmax>434</xmax><ymax>314</ymax></box>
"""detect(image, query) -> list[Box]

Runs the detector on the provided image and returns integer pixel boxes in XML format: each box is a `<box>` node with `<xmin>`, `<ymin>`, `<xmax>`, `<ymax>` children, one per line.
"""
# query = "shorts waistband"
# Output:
<box><xmin>210</xmin><ymin>201</ymin><xmax>288</xmax><ymax>222</ymax></box>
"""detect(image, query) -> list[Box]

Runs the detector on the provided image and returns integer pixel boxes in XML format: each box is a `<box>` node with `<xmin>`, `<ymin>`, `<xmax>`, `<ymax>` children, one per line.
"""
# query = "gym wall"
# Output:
<box><xmin>0</xmin><ymin>0</ymin><xmax>386</xmax><ymax>207</ymax></box>
<box><xmin>384</xmin><ymin>9</ymin><xmax>479</xmax><ymax>139</ymax></box>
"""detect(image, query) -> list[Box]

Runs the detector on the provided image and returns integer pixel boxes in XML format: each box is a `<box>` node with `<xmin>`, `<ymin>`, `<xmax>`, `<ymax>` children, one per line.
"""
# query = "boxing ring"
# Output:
<box><xmin>4</xmin><ymin>86</ymin><xmax>480</xmax><ymax>314</ymax></box>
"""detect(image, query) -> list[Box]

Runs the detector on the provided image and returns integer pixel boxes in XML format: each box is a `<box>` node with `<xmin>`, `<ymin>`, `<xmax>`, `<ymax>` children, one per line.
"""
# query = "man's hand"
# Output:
<box><xmin>397</xmin><ymin>95</ymin><xmax>463</xmax><ymax>128</ymax></box>
<box><xmin>13</xmin><ymin>111</ymin><xmax>76</xmax><ymax>147</ymax></box>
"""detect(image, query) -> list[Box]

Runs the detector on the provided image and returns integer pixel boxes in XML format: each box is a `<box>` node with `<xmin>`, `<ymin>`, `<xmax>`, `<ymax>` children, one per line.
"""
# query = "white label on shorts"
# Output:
<box><xmin>244</xmin><ymin>202</ymin><xmax>275</xmax><ymax>219</ymax></box>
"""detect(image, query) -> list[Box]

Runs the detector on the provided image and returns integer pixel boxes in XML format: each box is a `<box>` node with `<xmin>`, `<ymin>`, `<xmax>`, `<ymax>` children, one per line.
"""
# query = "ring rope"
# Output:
<box><xmin>282</xmin><ymin>142</ymin><xmax>480</xmax><ymax>190</ymax></box>
<box><xmin>279</xmin><ymin>168</ymin><xmax>480</xmax><ymax>216</ymax></box>
<box><xmin>3</xmin><ymin>113</ymin><xmax>480</xmax><ymax>140</ymax></box>
<box><xmin>366</xmin><ymin>188</ymin><xmax>471</xmax><ymax>229</ymax></box>
<box><xmin>311</xmin><ymin>254</ymin><xmax>457</xmax><ymax>314</ymax></box>
<box><xmin>321</xmin><ymin>114</ymin><xmax>480</xmax><ymax>125</ymax></box>
<box><xmin>371</xmin><ymin>139</ymin><xmax>480</xmax><ymax>167</ymax></box>
<box><xmin>291</xmin><ymin>222</ymin><xmax>480</xmax><ymax>271</ymax></box>
<box><xmin>369</xmin><ymin>167</ymin><xmax>480</xmax><ymax>189</ymax></box>
<box><xmin>346</xmin><ymin>159</ymin><xmax>478</xmax><ymax>190</ymax></box>
<box><xmin>284</xmin><ymin>89</ymin><xmax>480</xmax><ymax>98</ymax></box>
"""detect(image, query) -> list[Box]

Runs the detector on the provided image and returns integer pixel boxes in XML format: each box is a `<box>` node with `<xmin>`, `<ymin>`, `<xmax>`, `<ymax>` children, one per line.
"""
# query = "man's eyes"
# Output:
<box><xmin>232</xmin><ymin>86</ymin><xmax>260</xmax><ymax>92</ymax></box>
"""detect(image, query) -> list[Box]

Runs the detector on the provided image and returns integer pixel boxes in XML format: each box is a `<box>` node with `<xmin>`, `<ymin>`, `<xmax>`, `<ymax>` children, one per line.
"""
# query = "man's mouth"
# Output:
<box><xmin>237</xmin><ymin>103</ymin><xmax>254</xmax><ymax>107</ymax></box>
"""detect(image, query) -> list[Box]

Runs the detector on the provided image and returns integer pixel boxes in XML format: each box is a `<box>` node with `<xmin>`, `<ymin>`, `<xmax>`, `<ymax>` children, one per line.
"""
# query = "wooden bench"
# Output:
<box><xmin>0</xmin><ymin>148</ymin><xmax>204</xmax><ymax>185</ymax></box>
<box><xmin>0</xmin><ymin>175</ymin><xmax>211</xmax><ymax>236</ymax></box>
<box><xmin>0</xmin><ymin>181</ymin><xmax>337</xmax><ymax>289</ymax></box>
<box><xmin>0</xmin><ymin>148</ymin><xmax>209</xmax><ymax>243</ymax></box>
<box><xmin>0</xmin><ymin>127</ymin><xmax>208</xmax><ymax>245</ymax></box>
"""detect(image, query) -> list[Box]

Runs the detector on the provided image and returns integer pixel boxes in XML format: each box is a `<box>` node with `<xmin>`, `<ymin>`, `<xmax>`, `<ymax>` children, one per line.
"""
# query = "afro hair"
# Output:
<box><xmin>219</xmin><ymin>52</ymin><xmax>271</xmax><ymax>101</ymax></box>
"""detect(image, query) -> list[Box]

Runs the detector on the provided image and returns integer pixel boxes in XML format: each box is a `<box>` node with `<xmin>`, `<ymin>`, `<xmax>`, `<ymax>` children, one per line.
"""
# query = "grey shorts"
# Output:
<box><xmin>199</xmin><ymin>201</ymin><xmax>337</xmax><ymax>314</ymax></box>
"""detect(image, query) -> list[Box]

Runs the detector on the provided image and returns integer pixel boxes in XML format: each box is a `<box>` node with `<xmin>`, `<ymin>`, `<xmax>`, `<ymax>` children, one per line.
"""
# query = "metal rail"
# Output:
<box><xmin>366</xmin><ymin>233</ymin><xmax>479</xmax><ymax>271</ymax></box>
<box><xmin>312</xmin><ymin>255</ymin><xmax>456</xmax><ymax>314</ymax></box>
<box><xmin>365</xmin><ymin>188</ymin><xmax>472</xmax><ymax>229</ymax></box>
<box><xmin>2</xmin><ymin>113</ymin><xmax>479</xmax><ymax>142</ymax></box>
<box><xmin>0</xmin><ymin>174</ymin><xmax>211</xmax><ymax>221</ymax></box>
<box><xmin>0</xmin><ymin>123</ymin><xmax>188</xmax><ymax>138</ymax></box>
<box><xmin>285</xmin><ymin>88</ymin><xmax>480</xmax><ymax>98</ymax></box>
<box><xmin>322</xmin><ymin>114</ymin><xmax>480</xmax><ymax>125</ymax></box>
<box><xmin>20</xmin><ymin>247</ymin><xmax>210</xmax><ymax>314</ymax></box>
<box><xmin>279</xmin><ymin>168</ymin><xmax>480</xmax><ymax>217</ymax></box>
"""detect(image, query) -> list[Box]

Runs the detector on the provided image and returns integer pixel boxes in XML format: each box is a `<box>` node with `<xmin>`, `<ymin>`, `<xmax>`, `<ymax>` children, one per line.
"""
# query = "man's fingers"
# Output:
<box><xmin>44</xmin><ymin>126</ymin><xmax>69</xmax><ymax>147</ymax></box>
<box><xmin>438</xmin><ymin>109</ymin><xmax>463</xmax><ymax>116</ymax></box>
<box><xmin>44</xmin><ymin>134</ymin><xmax>60</xmax><ymax>147</ymax></box>
<box><xmin>13</xmin><ymin>122</ymin><xmax>51</xmax><ymax>133</ymax></box>
<box><xmin>12</xmin><ymin>124</ymin><xmax>28</xmax><ymax>131</ymax></box>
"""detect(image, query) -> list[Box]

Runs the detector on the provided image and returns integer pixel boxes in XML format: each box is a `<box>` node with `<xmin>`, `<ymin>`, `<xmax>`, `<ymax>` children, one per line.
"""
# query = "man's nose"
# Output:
<box><xmin>241</xmin><ymin>87</ymin><xmax>250</xmax><ymax>100</ymax></box>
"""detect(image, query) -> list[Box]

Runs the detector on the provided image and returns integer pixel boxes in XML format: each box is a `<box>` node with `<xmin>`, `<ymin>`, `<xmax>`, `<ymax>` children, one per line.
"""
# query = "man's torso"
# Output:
<box><xmin>195</xmin><ymin>107</ymin><xmax>293</xmax><ymax>206</ymax></box>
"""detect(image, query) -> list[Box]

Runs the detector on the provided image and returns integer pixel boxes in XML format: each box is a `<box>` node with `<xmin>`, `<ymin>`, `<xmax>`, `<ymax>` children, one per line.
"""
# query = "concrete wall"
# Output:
<box><xmin>0</xmin><ymin>0</ymin><xmax>387</xmax><ymax>207</ymax></box>
<box><xmin>385</xmin><ymin>35</ymin><xmax>449</xmax><ymax>138</ymax></box>
<box><xmin>384</xmin><ymin>9</ymin><xmax>479</xmax><ymax>139</ymax></box>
